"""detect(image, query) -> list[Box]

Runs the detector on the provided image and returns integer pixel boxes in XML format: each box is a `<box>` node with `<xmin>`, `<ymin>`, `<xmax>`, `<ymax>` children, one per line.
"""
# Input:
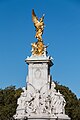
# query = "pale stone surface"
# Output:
<box><xmin>25</xmin><ymin>55</ymin><xmax>53</xmax><ymax>94</ymax></box>
<box><xmin>14</xmin><ymin>55</ymin><xmax>70</xmax><ymax>120</ymax></box>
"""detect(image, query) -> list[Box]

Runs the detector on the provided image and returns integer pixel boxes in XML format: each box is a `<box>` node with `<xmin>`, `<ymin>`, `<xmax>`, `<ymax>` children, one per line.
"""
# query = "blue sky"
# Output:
<box><xmin>0</xmin><ymin>0</ymin><xmax>80</xmax><ymax>98</ymax></box>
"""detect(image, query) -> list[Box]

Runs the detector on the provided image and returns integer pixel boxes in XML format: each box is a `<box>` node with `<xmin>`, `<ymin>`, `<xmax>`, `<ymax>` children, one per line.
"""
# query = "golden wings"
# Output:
<box><xmin>32</xmin><ymin>9</ymin><xmax>45</xmax><ymax>41</ymax></box>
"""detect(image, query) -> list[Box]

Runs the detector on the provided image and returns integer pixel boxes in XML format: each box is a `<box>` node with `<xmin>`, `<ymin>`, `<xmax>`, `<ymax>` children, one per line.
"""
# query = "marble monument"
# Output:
<box><xmin>14</xmin><ymin>10</ymin><xmax>70</xmax><ymax>120</ymax></box>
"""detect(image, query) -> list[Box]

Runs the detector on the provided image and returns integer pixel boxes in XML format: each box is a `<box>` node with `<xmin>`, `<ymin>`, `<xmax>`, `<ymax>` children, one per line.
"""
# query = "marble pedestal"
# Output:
<box><xmin>14</xmin><ymin>55</ymin><xmax>70</xmax><ymax>120</ymax></box>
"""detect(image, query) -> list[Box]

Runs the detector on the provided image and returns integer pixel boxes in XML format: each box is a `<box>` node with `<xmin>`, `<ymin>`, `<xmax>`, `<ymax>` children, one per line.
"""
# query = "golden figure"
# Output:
<box><xmin>32</xmin><ymin>9</ymin><xmax>45</xmax><ymax>42</ymax></box>
<box><xmin>31</xmin><ymin>9</ymin><xmax>45</xmax><ymax>56</ymax></box>
<box><xmin>31</xmin><ymin>41</ymin><xmax>44</xmax><ymax>56</ymax></box>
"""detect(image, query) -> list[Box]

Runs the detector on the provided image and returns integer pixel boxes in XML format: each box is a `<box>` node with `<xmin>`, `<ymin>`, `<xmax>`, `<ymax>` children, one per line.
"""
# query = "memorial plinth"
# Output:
<box><xmin>14</xmin><ymin>55</ymin><xmax>70</xmax><ymax>120</ymax></box>
<box><xmin>25</xmin><ymin>56</ymin><xmax>53</xmax><ymax>94</ymax></box>
<box><xmin>13</xmin><ymin>10</ymin><xmax>70</xmax><ymax>120</ymax></box>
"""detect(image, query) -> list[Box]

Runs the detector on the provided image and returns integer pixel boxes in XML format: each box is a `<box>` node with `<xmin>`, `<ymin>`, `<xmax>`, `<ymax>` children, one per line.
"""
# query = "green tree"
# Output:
<box><xmin>0</xmin><ymin>86</ymin><xmax>22</xmax><ymax>120</ymax></box>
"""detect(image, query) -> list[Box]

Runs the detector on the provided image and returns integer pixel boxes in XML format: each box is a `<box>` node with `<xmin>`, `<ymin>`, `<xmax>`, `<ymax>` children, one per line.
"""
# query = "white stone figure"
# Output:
<box><xmin>17</xmin><ymin>87</ymin><xmax>26</xmax><ymax>108</ymax></box>
<box><xmin>50</xmin><ymin>90</ymin><xmax>66</xmax><ymax>115</ymax></box>
<box><xmin>25</xmin><ymin>92</ymin><xmax>36</xmax><ymax>113</ymax></box>
<box><xmin>51</xmin><ymin>81</ymin><xmax>56</xmax><ymax>92</ymax></box>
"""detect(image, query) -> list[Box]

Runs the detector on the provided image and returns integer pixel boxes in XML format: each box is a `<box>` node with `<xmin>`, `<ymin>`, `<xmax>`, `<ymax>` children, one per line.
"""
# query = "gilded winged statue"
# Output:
<box><xmin>31</xmin><ymin>9</ymin><xmax>46</xmax><ymax>56</ymax></box>
<box><xmin>32</xmin><ymin>9</ymin><xmax>45</xmax><ymax>42</ymax></box>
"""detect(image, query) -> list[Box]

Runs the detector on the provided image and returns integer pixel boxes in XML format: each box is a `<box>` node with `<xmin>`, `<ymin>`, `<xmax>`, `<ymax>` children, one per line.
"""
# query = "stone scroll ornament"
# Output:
<box><xmin>31</xmin><ymin>9</ymin><xmax>45</xmax><ymax>56</ymax></box>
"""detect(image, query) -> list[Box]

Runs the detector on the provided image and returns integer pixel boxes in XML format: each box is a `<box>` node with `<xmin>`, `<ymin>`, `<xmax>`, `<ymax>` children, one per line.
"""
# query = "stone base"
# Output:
<box><xmin>23</xmin><ymin>115</ymin><xmax>56</xmax><ymax>120</ymax></box>
<box><xmin>14</xmin><ymin>114</ymin><xmax>70</xmax><ymax>120</ymax></box>
<box><xmin>56</xmin><ymin>114</ymin><xmax>70</xmax><ymax>120</ymax></box>
<box><xmin>27</xmin><ymin>115</ymin><xmax>70</xmax><ymax>120</ymax></box>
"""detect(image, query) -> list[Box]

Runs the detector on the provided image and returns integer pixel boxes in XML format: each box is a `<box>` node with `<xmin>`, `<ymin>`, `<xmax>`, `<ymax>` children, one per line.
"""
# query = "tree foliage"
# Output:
<box><xmin>0</xmin><ymin>86</ymin><xmax>22</xmax><ymax>120</ymax></box>
<box><xmin>0</xmin><ymin>85</ymin><xmax>80</xmax><ymax>120</ymax></box>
